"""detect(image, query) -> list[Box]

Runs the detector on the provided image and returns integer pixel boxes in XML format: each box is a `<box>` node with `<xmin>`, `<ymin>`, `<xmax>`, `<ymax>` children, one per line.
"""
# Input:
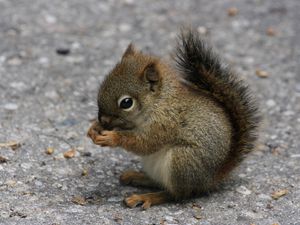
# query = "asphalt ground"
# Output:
<box><xmin>0</xmin><ymin>0</ymin><xmax>299</xmax><ymax>224</ymax></box>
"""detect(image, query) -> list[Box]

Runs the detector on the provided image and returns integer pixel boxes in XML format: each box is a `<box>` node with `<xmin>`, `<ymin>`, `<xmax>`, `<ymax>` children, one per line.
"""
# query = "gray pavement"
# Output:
<box><xmin>0</xmin><ymin>0</ymin><xmax>299</xmax><ymax>224</ymax></box>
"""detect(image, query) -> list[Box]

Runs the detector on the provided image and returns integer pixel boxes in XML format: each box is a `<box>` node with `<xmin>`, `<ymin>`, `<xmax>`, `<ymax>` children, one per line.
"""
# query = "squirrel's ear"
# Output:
<box><xmin>143</xmin><ymin>62</ymin><xmax>161</xmax><ymax>92</ymax></box>
<box><xmin>122</xmin><ymin>43</ymin><xmax>136</xmax><ymax>58</ymax></box>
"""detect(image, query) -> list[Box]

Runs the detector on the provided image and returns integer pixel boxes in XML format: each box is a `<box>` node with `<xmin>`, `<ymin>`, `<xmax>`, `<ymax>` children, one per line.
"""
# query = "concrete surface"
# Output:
<box><xmin>0</xmin><ymin>0</ymin><xmax>299</xmax><ymax>224</ymax></box>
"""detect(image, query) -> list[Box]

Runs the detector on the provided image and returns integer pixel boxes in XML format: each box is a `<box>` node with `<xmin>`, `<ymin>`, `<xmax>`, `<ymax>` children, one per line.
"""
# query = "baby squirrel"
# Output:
<box><xmin>87</xmin><ymin>30</ymin><xmax>260</xmax><ymax>209</ymax></box>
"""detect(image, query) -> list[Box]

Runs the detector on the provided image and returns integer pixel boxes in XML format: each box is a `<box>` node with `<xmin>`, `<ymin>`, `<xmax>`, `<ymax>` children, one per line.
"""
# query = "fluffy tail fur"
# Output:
<box><xmin>175</xmin><ymin>30</ymin><xmax>261</xmax><ymax>179</ymax></box>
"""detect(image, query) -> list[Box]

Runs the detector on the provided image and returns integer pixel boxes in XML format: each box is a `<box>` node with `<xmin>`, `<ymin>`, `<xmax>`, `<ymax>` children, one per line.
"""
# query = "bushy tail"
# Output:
<box><xmin>175</xmin><ymin>30</ymin><xmax>261</xmax><ymax>179</ymax></box>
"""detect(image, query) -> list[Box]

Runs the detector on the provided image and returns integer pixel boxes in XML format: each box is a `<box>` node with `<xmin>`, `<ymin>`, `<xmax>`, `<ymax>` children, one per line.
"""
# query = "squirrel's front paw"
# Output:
<box><xmin>87</xmin><ymin>121</ymin><xmax>103</xmax><ymax>139</ymax></box>
<box><xmin>92</xmin><ymin>130</ymin><xmax>119</xmax><ymax>147</ymax></box>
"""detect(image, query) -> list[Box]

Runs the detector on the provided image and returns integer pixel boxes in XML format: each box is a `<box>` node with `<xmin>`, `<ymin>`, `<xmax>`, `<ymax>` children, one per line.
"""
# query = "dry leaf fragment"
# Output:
<box><xmin>192</xmin><ymin>203</ymin><xmax>202</xmax><ymax>209</ymax></box>
<box><xmin>271</xmin><ymin>189</ymin><xmax>288</xmax><ymax>200</ymax></box>
<box><xmin>266</xmin><ymin>27</ymin><xmax>276</xmax><ymax>36</ymax></box>
<box><xmin>227</xmin><ymin>7</ymin><xmax>238</xmax><ymax>16</ymax></box>
<box><xmin>193</xmin><ymin>211</ymin><xmax>202</xmax><ymax>220</ymax></box>
<box><xmin>0</xmin><ymin>141</ymin><xmax>21</xmax><ymax>150</ymax></box>
<box><xmin>63</xmin><ymin>149</ymin><xmax>76</xmax><ymax>158</ymax></box>
<box><xmin>256</xmin><ymin>69</ymin><xmax>269</xmax><ymax>78</ymax></box>
<box><xmin>0</xmin><ymin>156</ymin><xmax>8</xmax><ymax>163</ymax></box>
<box><xmin>45</xmin><ymin>147</ymin><xmax>54</xmax><ymax>155</ymax></box>
<box><xmin>71</xmin><ymin>196</ymin><xmax>87</xmax><ymax>205</ymax></box>
<box><xmin>113</xmin><ymin>215</ymin><xmax>123</xmax><ymax>223</ymax></box>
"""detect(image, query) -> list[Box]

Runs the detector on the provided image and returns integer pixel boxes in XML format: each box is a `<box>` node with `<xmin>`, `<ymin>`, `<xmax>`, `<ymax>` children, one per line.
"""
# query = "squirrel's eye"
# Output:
<box><xmin>118</xmin><ymin>95</ymin><xmax>135</xmax><ymax>111</ymax></box>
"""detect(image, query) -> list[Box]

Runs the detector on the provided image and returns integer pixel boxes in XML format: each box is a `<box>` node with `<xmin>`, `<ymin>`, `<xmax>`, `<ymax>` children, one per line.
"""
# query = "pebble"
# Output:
<box><xmin>295</xmin><ymin>84</ymin><xmax>300</xmax><ymax>92</ymax></box>
<box><xmin>7</xmin><ymin>56</ymin><xmax>22</xmax><ymax>66</ymax></box>
<box><xmin>107</xmin><ymin>196</ymin><xmax>123</xmax><ymax>202</ymax></box>
<box><xmin>10</xmin><ymin>81</ymin><xmax>26</xmax><ymax>90</ymax></box>
<box><xmin>197</xmin><ymin>26</ymin><xmax>208</xmax><ymax>35</ymax></box>
<box><xmin>66</xmin><ymin>56</ymin><xmax>84</xmax><ymax>64</ymax></box>
<box><xmin>236</xmin><ymin>186</ymin><xmax>252</xmax><ymax>195</ymax></box>
<box><xmin>45</xmin><ymin>90</ymin><xmax>59</xmax><ymax>100</ymax></box>
<box><xmin>44</xmin><ymin>14</ymin><xmax>57</xmax><ymax>24</ymax></box>
<box><xmin>266</xmin><ymin>99</ymin><xmax>276</xmax><ymax>107</ymax></box>
<box><xmin>256</xmin><ymin>69</ymin><xmax>269</xmax><ymax>78</ymax></box>
<box><xmin>3</xmin><ymin>103</ymin><xmax>18</xmax><ymax>110</ymax></box>
<box><xmin>119</xmin><ymin>23</ymin><xmax>131</xmax><ymax>32</ymax></box>
<box><xmin>38</xmin><ymin>57</ymin><xmax>50</xmax><ymax>65</ymax></box>
<box><xmin>123</xmin><ymin>0</ymin><xmax>134</xmax><ymax>5</ymax></box>
<box><xmin>21</xmin><ymin>163</ymin><xmax>32</xmax><ymax>170</ymax></box>
<box><xmin>227</xmin><ymin>7</ymin><xmax>238</xmax><ymax>16</ymax></box>
<box><xmin>71</xmin><ymin>42</ymin><xmax>81</xmax><ymax>50</ymax></box>
<box><xmin>34</xmin><ymin>180</ymin><xmax>43</xmax><ymax>187</ymax></box>
<box><xmin>52</xmin><ymin>182</ymin><xmax>63</xmax><ymax>188</ymax></box>
<box><xmin>258</xmin><ymin>193</ymin><xmax>272</xmax><ymax>200</ymax></box>
<box><xmin>283</xmin><ymin>111</ymin><xmax>294</xmax><ymax>116</ymax></box>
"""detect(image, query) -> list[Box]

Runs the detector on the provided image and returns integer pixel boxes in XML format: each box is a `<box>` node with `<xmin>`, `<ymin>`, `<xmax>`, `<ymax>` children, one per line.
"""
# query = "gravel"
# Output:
<box><xmin>0</xmin><ymin>0</ymin><xmax>299</xmax><ymax>224</ymax></box>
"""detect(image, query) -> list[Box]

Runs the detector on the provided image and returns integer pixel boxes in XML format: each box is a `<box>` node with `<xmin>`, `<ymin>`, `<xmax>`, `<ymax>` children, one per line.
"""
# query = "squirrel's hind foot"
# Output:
<box><xmin>120</xmin><ymin>170</ymin><xmax>159</xmax><ymax>188</ymax></box>
<box><xmin>124</xmin><ymin>191</ymin><xmax>171</xmax><ymax>210</ymax></box>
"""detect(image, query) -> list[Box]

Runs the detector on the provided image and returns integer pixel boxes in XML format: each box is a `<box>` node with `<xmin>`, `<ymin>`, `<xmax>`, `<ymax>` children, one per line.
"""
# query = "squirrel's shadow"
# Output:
<box><xmin>76</xmin><ymin>171</ymin><xmax>249</xmax><ymax>207</ymax></box>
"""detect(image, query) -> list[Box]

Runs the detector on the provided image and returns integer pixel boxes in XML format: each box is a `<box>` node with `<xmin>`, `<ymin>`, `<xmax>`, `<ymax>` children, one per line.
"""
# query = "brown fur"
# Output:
<box><xmin>87</xmin><ymin>29</ymin><xmax>261</xmax><ymax>209</ymax></box>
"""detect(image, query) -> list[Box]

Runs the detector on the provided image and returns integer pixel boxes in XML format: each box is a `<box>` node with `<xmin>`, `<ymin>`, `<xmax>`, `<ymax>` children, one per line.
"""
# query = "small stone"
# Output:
<box><xmin>81</xmin><ymin>169</ymin><xmax>88</xmax><ymax>176</ymax></box>
<box><xmin>266</xmin><ymin>27</ymin><xmax>276</xmax><ymax>36</ymax></box>
<box><xmin>63</xmin><ymin>149</ymin><xmax>76</xmax><ymax>158</ymax></box>
<box><xmin>9</xmin><ymin>81</ymin><xmax>26</xmax><ymax>90</ymax></box>
<box><xmin>236</xmin><ymin>185</ymin><xmax>252</xmax><ymax>195</ymax></box>
<box><xmin>119</xmin><ymin>23</ymin><xmax>131</xmax><ymax>32</ymax></box>
<box><xmin>45</xmin><ymin>147</ymin><xmax>54</xmax><ymax>155</ymax></box>
<box><xmin>7</xmin><ymin>56</ymin><xmax>22</xmax><ymax>66</ymax></box>
<box><xmin>257</xmin><ymin>193</ymin><xmax>272</xmax><ymax>200</ymax></box>
<box><xmin>255</xmin><ymin>69</ymin><xmax>269</xmax><ymax>78</ymax></box>
<box><xmin>164</xmin><ymin>215</ymin><xmax>174</xmax><ymax>222</ymax></box>
<box><xmin>66</xmin><ymin>56</ymin><xmax>84</xmax><ymax>64</ymax></box>
<box><xmin>71</xmin><ymin>42</ymin><xmax>81</xmax><ymax>50</ymax></box>
<box><xmin>45</xmin><ymin>90</ymin><xmax>59</xmax><ymax>100</ymax></box>
<box><xmin>3</xmin><ymin>103</ymin><xmax>19</xmax><ymax>110</ymax></box>
<box><xmin>295</xmin><ymin>84</ymin><xmax>300</xmax><ymax>92</ymax></box>
<box><xmin>56</xmin><ymin>48</ymin><xmax>70</xmax><ymax>55</ymax></box>
<box><xmin>123</xmin><ymin>0</ymin><xmax>134</xmax><ymax>5</ymax></box>
<box><xmin>44</xmin><ymin>14</ymin><xmax>57</xmax><ymax>24</ymax></box>
<box><xmin>271</xmin><ymin>189</ymin><xmax>288</xmax><ymax>200</ymax></box>
<box><xmin>38</xmin><ymin>57</ymin><xmax>50</xmax><ymax>65</ymax></box>
<box><xmin>227</xmin><ymin>7</ymin><xmax>238</xmax><ymax>16</ymax></box>
<box><xmin>34</xmin><ymin>180</ymin><xmax>43</xmax><ymax>186</ymax></box>
<box><xmin>107</xmin><ymin>196</ymin><xmax>123</xmax><ymax>202</ymax></box>
<box><xmin>197</xmin><ymin>26</ymin><xmax>208</xmax><ymax>35</ymax></box>
<box><xmin>266</xmin><ymin>99</ymin><xmax>276</xmax><ymax>107</ymax></box>
<box><xmin>21</xmin><ymin>163</ymin><xmax>32</xmax><ymax>170</ymax></box>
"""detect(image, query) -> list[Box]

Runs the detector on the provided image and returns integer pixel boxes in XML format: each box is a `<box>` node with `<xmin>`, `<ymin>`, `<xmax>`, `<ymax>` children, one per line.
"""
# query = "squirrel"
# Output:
<box><xmin>87</xmin><ymin>29</ymin><xmax>261</xmax><ymax>209</ymax></box>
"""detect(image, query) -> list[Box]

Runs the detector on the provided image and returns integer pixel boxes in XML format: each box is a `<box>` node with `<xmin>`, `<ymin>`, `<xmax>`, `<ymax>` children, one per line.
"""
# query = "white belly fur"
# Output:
<box><xmin>141</xmin><ymin>149</ymin><xmax>172</xmax><ymax>188</ymax></box>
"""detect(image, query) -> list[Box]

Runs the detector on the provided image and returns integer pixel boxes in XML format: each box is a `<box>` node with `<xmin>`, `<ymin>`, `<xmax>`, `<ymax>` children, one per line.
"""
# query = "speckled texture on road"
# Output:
<box><xmin>0</xmin><ymin>0</ymin><xmax>299</xmax><ymax>224</ymax></box>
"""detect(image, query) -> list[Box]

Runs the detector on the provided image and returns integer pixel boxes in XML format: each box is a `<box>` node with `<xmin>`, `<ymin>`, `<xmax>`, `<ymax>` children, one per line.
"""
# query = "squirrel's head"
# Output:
<box><xmin>97</xmin><ymin>44</ymin><xmax>163</xmax><ymax>131</ymax></box>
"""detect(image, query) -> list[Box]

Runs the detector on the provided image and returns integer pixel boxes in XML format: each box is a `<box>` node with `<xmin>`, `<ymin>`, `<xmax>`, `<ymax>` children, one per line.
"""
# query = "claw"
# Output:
<box><xmin>123</xmin><ymin>192</ymin><xmax>169</xmax><ymax>209</ymax></box>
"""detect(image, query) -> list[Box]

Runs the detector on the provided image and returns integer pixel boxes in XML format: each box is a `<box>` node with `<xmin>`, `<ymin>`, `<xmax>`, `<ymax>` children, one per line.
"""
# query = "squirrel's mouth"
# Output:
<box><xmin>99</xmin><ymin>115</ymin><xmax>135</xmax><ymax>131</ymax></box>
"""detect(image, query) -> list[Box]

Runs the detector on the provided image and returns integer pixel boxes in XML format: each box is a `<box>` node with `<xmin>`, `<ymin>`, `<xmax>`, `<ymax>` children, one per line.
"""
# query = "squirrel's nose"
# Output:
<box><xmin>100</xmin><ymin>115</ymin><xmax>112</xmax><ymax>126</ymax></box>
